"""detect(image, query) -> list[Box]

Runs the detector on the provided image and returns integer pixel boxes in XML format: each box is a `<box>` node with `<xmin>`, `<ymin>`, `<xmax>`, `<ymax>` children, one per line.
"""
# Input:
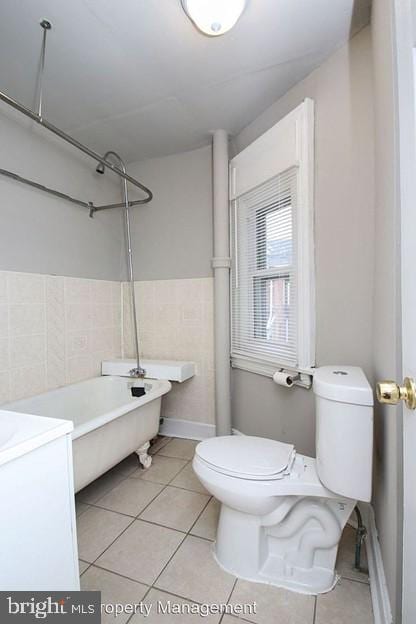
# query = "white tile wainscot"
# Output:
<box><xmin>122</xmin><ymin>278</ymin><xmax>215</xmax><ymax>428</ymax></box>
<box><xmin>0</xmin><ymin>271</ymin><xmax>122</xmax><ymax>403</ymax></box>
<box><xmin>0</xmin><ymin>272</ymin><xmax>215</xmax><ymax>435</ymax></box>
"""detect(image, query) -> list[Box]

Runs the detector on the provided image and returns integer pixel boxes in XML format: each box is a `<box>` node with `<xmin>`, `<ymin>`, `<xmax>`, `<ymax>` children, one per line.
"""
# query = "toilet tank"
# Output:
<box><xmin>314</xmin><ymin>366</ymin><xmax>373</xmax><ymax>502</ymax></box>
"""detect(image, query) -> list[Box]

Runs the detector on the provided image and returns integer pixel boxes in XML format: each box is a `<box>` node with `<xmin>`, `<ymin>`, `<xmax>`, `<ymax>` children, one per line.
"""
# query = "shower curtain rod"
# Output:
<box><xmin>0</xmin><ymin>89</ymin><xmax>153</xmax><ymax>217</ymax></box>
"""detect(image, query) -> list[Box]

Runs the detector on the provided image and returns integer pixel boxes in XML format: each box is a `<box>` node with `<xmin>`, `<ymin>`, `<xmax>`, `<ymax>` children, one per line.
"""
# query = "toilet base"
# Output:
<box><xmin>214</xmin><ymin>495</ymin><xmax>356</xmax><ymax>595</ymax></box>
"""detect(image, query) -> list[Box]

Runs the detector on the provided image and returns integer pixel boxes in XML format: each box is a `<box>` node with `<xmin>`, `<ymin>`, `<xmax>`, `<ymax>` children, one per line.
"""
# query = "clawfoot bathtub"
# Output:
<box><xmin>6</xmin><ymin>375</ymin><xmax>171</xmax><ymax>491</ymax></box>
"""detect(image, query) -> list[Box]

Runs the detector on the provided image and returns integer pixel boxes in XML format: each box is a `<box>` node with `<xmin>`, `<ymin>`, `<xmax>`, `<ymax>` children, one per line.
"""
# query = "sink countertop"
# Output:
<box><xmin>0</xmin><ymin>410</ymin><xmax>73</xmax><ymax>467</ymax></box>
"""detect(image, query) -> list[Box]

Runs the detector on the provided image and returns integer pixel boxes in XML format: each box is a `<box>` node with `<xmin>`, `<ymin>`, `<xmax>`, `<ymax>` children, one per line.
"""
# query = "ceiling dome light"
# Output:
<box><xmin>181</xmin><ymin>0</ymin><xmax>246</xmax><ymax>37</ymax></box>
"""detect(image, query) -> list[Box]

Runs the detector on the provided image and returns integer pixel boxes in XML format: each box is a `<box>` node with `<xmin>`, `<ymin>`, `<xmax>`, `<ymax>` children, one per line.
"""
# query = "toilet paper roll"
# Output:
<box><xmin>273</xmin><ymin>370</ymin><xmax>296</xmax><ymax>388</ymax></box>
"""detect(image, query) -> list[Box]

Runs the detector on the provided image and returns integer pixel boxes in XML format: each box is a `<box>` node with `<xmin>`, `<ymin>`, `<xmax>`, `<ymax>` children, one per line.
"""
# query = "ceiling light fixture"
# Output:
<box><xmin>181</xmin><ymin>0</ymin><xmax>246</xmax><ymax>37</ymax></box>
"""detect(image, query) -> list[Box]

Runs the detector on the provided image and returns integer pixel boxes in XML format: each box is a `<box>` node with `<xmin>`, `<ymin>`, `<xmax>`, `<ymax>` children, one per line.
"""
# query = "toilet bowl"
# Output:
<box><xmin>192</xmin><ymin>366</ymin><xmax>374</xmax><ymax>594</ymax></box>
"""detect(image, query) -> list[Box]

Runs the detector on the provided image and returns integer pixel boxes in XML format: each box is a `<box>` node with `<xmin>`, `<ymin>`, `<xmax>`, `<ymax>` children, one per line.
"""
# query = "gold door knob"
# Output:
<box><xmin>376</xmin><ymin>377</ymin><xmax>416</xmax><ymax>409</ymax></box>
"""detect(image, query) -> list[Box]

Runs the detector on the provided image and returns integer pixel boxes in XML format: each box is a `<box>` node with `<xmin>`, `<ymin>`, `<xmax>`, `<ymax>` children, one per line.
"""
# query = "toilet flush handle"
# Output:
<box><xmin>376</xmin><ymin>377</ymin><xmax>416</xmax><ymax>409</ymax></box>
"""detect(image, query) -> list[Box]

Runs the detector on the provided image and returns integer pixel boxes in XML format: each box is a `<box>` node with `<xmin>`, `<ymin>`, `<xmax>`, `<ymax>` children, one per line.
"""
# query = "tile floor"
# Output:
<box><xmin>76</xmin><ymin>437</ymin><xmax>374</xmax><ymax>623</ymax></box>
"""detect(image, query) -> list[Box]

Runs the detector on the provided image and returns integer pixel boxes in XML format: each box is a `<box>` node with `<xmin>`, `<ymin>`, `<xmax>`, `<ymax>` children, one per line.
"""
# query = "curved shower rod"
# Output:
<box><xmin>0</xmin><ymin>88</ymin><xmax>153</xmax><ymax>216</ymax></box>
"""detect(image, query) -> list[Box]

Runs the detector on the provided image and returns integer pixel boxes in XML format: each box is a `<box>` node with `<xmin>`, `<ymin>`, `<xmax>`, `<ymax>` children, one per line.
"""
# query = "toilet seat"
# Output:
<box><xmin>195</xmin><ymin>435</ymin><xmax>296</xmax><ymax>481</ymax></box>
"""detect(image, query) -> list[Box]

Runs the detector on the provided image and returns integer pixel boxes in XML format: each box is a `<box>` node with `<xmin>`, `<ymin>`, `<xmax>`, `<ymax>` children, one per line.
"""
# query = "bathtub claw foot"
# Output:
<box><xmin>136</xmin><ymin>442</ymin><xmax>152</xmax><ymax>469</ymax></box>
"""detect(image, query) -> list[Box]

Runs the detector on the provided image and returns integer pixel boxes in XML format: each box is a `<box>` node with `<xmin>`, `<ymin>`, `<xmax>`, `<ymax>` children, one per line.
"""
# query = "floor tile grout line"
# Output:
<box><xmin>188</xmin><ymin>532</ymin><xmax>215</xmax><ymax>543</ymax></box>
<box><xmin>79</xmin><ymin>562</ymin><xmax>91</xmax><ymax>577</ymax></box>
<box><xmin>222</xmin><ymin>578</ymin><xmax>258</xmax><ymax>624</ymax></box>
<box><xmin>134</xmin><ymin>477</ymin><xmax>209</xmax><ymax>496</ymax></box>
<box><xmin>339</xmin><ymin>575</ymin><xmax>370</xmax><ymax>586</ymax></box>
<box><xmin>222</xmin><ymin>613</ymin><xmax>257</xmax><ymax>624</ymax></box>
<box><xmin>125</xmin><ymin>585</ymin><xmax>152</xmax><ymax>624</ymax></box>
<box><xmin>155</xmin><ymin>437</ymin><xmax>198</xmax><ymax>457</ymax></box>
<box><xmin>164</xmin><ymin>482</ymin><xmax>210</xmax><ymax>496</ymax></box>
<box><xmin>157</xmin><ymin>452</ymin><xmax>197</xmax><ymax>461</ymax></box>
<box><xmin>312</xmin><ymin>594</ymin><xmax>318</xmax><ymax>624</ymax></box>
<box><xmin>132</xmin><ymin>516</ymin><xmax>188</xmax><ymax>536</ymax></box>
<box><xmin>137</xmin><ymin>507</ymin><xmax>212</xmax><ymax>535</ymax></box>
<box><xmin>134</xmin><ymin>481</ymin><xmax>170</xmax><ymax>518</ymax></box>
<box><xmin>136</xmin><ymin>458</ymin><xmax>189</xmax><ymax>488</ymax></box>
<box><xmin>150</xmin><ymin>436</ymin><xmax>173</xmax><ymax>454</ymax></box>
<box><xmin>148</xmin><ymin>529</ymin><xmax>188</xmax><ymax>590</ymax></box>
<box><xmin>149</xmin><ymin>586</ymin><xmax>221</xmax><ymax>607</ymax></box>
<box><xmin>79</xmin><ymin>501</ymin><xmax>138</xmax><ymax>520</ymax></box>
<box><xmin>83</xmin><ymin>514</ymin><xmax>137</xmax><ymax>569</ymax></box>
<box><xmin>77</xmin><ymin>462</ymin><xmax>139</xmax><ymax>506</ymax></box>
<box><xmin>165</xmin><ymin>459</ymin><xmax>192</xmax><ymax>485</ymax></box>
<box><xmin>187</xmin><ymin>493</ymin><xmax>214</xmax><ymax>535</ymax></box>
<box><xmin>225</xmin><ymin>577</ymin><xmax>238</xmax><ymax>606</ymax></box>
<box><xmin>84</xmin><ymin>478</ymin><xmax>170</xmax><ymax>520</ymax></box>
<box><xmin>77</xmin><ymin>476</ymin><xmax>129</xmax><ymax>506</ymax></box>
<box><xmin>88</xmin><ymin>560</ymin><xmax>154</xmax><ymax>588</ymax></box>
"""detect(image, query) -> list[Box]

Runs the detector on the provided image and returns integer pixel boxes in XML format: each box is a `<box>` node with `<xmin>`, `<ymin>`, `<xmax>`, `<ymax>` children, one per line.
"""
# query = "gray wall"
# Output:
<box><xmin>0</xmin><ymin>103</ymin><xmax>125</xmax><ymax>280</ymax></box>
<box><xmin>231</xmin><ymin>27</ymin><xmax>375</xmax><ymax>456</ymax></box>
<box><xmin>126</xmin><ymin>145</ymin><xmax>213</xmax><ymax>281</ymax></box>
<box><xmin>371</xmin><ymin>0</ymin><xmax>403</xmax><ymax>619</ymax></box>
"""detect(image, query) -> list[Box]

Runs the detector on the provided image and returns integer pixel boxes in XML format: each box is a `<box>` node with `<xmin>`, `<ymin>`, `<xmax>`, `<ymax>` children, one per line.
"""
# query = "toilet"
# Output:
<box><xmin>192</xmin><ymin>366</ymin><xmax>374</xmax><ymax>594</ymax></box>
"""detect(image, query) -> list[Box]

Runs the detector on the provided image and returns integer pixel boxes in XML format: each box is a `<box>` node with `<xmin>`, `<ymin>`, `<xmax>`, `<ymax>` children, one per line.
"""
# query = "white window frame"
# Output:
<box><xmin>230</xmin><ymin>98</ymin><xmax>315</xmax><ymax>377</ymax></box>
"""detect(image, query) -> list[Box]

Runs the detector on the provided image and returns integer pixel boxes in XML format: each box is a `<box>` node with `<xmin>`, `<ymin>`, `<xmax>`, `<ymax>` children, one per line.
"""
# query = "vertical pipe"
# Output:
<box><xmin>212</xmin><ymin>130</ymin><xmax>232</xmax><ymax>436</ymax></box>
<box><xmin>122</xmin><ymin>178</ymin><xmax>143</xmax><ymax>376</ymax></box>
<box><xmin>38</xmin><ymin>20</ymin><xmax>51</xmax><ymax>119</ymax></box>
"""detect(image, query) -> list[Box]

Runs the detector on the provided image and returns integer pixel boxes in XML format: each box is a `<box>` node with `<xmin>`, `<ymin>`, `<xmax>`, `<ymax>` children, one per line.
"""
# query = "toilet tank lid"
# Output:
<box><xmin>195</xmin><ymin>435</ymin><xmax>295</xmax><ymax>478</ymax></box>
<box><xmin>313</xmin><ymin>366</ymin><xmax>373</xmax><ymax>406</ymax></box>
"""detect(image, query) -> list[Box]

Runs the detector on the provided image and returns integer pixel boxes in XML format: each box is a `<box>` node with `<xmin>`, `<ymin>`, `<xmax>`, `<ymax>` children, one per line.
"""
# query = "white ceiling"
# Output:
<box><xmin>0</xmin><ymin>0</ymin><xmax>371</xmax><ymax>163</ymax></box>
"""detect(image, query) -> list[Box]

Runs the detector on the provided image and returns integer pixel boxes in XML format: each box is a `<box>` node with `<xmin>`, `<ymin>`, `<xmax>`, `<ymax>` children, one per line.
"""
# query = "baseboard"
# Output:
<box><xmin>159</xmin><ymin>417</ymin><xmax>216</xmax><ymax>440</ymax></box>
<box><xmin>361</xmin><ymin>503</ymin><xmax>393</xmax><ymax>624</ymax></box>
<box><xmin>232</xmin><ymin>428</ymin><xmax>245</xmax><ymax>436</ymax></box>
<box><xmin>159</xmin><ymin>418</ymin><xmax>244</xmax><ymax>440</ymax></box>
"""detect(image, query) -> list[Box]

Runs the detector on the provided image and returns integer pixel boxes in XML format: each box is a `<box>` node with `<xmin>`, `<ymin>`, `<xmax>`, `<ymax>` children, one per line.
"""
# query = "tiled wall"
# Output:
<box><xmin>0</xmin><ymin>271</ymin><xmax>122</xmax><ymax>403</ymax></box>
<box><xmin>123</xmin><ymin>278</ymin><xmax>215</xmax><ymax>425</ymax></box>
<box><xmin>0</xmin><ymin>271</ymin><xmax>215</xmax><ymax>426</ymax></box>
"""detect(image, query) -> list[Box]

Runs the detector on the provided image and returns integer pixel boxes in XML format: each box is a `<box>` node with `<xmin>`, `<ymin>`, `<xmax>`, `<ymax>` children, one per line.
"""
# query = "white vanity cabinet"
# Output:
<box><xmin>0</xmin><ymin>410</ymin><xmax>79</xmax><ymax>590</ymax></box>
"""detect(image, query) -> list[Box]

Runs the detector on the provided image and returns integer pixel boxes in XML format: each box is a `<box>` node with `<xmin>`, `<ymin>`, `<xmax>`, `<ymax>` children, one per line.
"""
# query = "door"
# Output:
<box><xmin>398</xmin><ymin>6</ymin><xmax>416</xmax><ymax>621</ymax></box>
<box><xmin>388</xmin><ymin>1</ymin><xmax>416</xmax><ymax>621</ymax></box>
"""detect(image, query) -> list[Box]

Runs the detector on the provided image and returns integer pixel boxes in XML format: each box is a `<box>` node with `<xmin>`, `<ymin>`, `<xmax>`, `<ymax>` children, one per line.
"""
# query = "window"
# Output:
<box><xmin>230</xmin><ymin>100</ymin><xmax>315</xmax><ymax>376</ymax></box>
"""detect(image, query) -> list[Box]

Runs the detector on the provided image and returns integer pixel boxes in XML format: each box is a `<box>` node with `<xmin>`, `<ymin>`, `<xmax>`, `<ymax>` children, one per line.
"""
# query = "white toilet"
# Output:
<box><xmin>193</xmin><ymin>366</ymin><xmax>374</xmax><ymax>594</ymax></box>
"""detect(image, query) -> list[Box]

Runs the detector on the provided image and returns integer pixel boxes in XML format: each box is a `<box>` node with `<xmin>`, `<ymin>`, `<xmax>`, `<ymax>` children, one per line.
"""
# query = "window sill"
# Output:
<box><xmin>231</xmin><ymin>355</ymin><xmax>314</xmax><ymax>389</ymax></box>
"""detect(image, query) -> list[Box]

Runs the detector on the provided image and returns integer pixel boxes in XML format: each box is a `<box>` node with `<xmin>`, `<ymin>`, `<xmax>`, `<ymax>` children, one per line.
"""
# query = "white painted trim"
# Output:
<box><xmin>230</xmin><ymin>98</ymin><xmax>315</xmax><ymax>377</ymax></box>
<box><xmin>361</xmin><ymin>503</ymin><xmax>393</xmax><ymax>624</ymax></box>
<box><xmin>159</xmin><ymin>418</ymin><xmax>244</xmax><ymax>440</ymax></box>
<box><xmin>231</xmin><ymin>355</ymin><xmax>313</xmax><ymax>388</ymax></box>
<box><xmin>159</xmin><ymin>417</ymin><xmax>216</xmax><ymax>440</ymax></box>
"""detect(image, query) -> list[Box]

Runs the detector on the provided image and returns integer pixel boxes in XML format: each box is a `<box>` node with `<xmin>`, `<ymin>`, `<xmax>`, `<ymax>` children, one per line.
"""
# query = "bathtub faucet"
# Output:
<box><xmin>129</xmin><ymin>366</ymin><xmax>147</xmax><ymax>378</ymax></box>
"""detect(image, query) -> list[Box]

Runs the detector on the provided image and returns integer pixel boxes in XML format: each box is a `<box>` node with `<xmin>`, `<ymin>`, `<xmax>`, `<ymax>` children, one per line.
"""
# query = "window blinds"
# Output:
<box><xmin>231</xmin><ymin>166</ymin><xmax>298</xmax><ymax>367</ymax></box>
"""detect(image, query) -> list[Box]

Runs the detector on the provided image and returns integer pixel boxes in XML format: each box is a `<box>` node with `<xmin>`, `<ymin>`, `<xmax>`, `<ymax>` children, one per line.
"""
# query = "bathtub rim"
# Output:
<box><xmin>4</xmin><ymin>375</ymin><xmax>172</xmax><ymax>441</ymax></box>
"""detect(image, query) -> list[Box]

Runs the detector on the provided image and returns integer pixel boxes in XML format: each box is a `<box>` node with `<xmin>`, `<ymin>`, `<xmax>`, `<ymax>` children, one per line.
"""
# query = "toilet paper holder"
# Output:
<box><xmin>273</xmin><ymin>369</ymin><xmax>312</xmax><ymax>389</ymax></box>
